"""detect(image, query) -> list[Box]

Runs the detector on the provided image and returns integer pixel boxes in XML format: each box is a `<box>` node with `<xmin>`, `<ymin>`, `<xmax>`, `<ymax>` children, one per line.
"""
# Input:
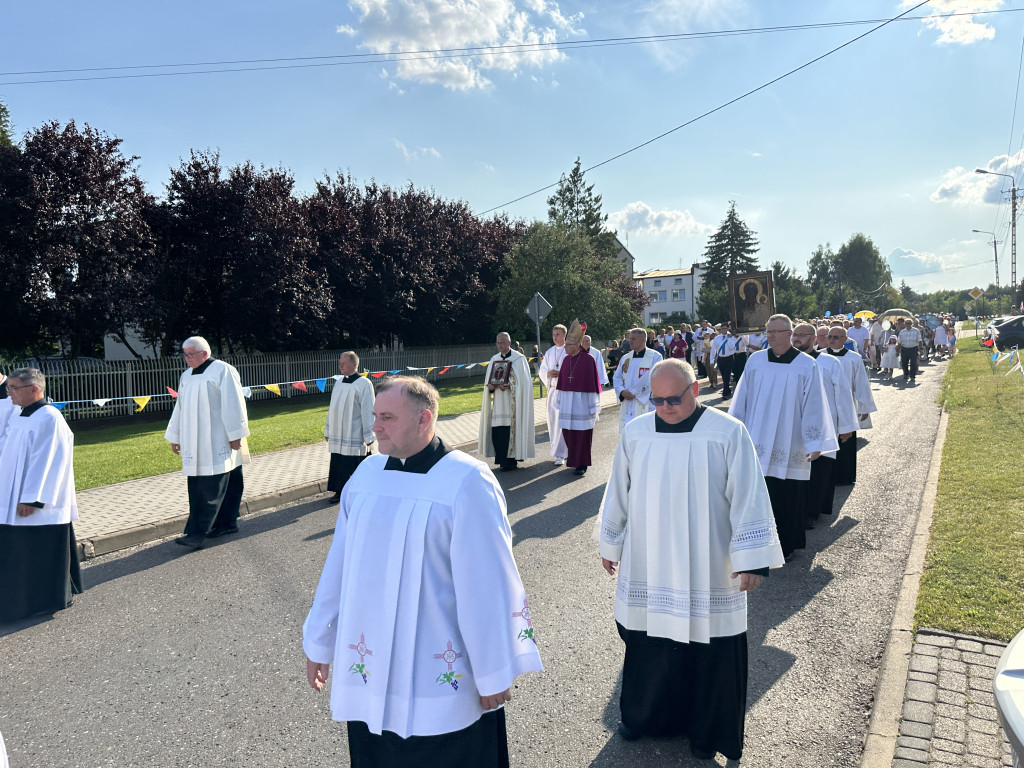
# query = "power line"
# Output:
<box><xmin>1</xmin><ymin>7</ymin><xmax>1020</xmax><ymax>86</ymax></box>
<box><xmin>478</xmin><ymin>0</ymin><xmax>934</xmax><ymax>216</ymax></box>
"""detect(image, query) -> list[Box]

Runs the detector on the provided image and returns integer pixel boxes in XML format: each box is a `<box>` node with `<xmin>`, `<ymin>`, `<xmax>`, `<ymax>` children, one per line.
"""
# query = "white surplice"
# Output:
<box><xmin>613</xmin><ymin>348</ymin><xmax>663</xmax><ymax>430</ymax></box>
<box><xmin>303</xmin><ymin>450</ymin><xmax>543</xmax><ymax>738</ymax></box>
<box><xmin>538</xmin><ymin>345</ymin><xmax>567</xmax><ymax>458</ymax></box>
<box><xmin>728</xmin><ymin>349</ymin><xmax>838</xmax><ymax>481</ymax></box>
<box><xmin>828</xmin><ymin>348</ymin><xmax>877</xmax><ymax>427</ymax></box>
<box><xmin>812</xmin><ymin>352</ymin><xmax>859</xmax><ymax>459</ymax></box>
<box><xmin>165</xmin><ymin>360</ymin><xmax>251</xmax><ymax>476</ymax></box>
<box><xmin>326</xmin><ymin>376</ymin><xmax>376</xmax><ymax>455</ymax></box>
<box><xmin>588</xmin><ymin>347</ymin><xmax>610</xmax><ymax>386</ymax></box>
<box><xmin>0</xmin><ymin>396</ymin><xmax>15</xmax><ymax>450</ymax></box>
<box><xmin>479</xmin><ymin>350</ymin><xmax>535</xmax><ymax>461</ymax></box>
<box><xmin>598</xmin><ymin>409</ymin><xmax>784</xmax><ymax>644</ymax></box>
<box><xmin>0</xmin><ymin>404</ymin><xmax>78</xmax><ymax>526</ymax></box>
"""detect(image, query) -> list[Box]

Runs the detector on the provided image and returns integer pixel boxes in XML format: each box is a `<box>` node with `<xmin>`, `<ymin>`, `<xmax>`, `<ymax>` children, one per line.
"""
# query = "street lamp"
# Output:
<box><xmin>972</xmin><ymin>228</ymin><xmax>1000</xmax><ymax>314</ymax></box>
<box><xmin>975</xmin><ymin>168</ymin><xmax>1018</xmax><ymax>296</ymax></box>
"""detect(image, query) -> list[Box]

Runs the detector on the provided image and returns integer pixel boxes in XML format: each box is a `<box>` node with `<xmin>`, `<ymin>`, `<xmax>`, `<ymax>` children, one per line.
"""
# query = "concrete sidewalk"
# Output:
<box><xmin>75</xmin><ymin>386</ymin><xmax>642</xmax><ymax>558</ymax></box>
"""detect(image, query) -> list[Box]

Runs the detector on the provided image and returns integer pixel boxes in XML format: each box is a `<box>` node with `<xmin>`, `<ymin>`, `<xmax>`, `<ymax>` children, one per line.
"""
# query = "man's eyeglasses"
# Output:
<box><xmin>7</xmin><ymin>383</ymin><xmax>34</xmax><ymax>390</ymax></box>
<box><xmin>651</xmin><ymin>394</ymin><xmax>686</xmax><ymax>407</ymax></box>
<box><xmin>765</xmin><ymin>329</ymin><xmax>790</xmax><ymax>335</ymax></box>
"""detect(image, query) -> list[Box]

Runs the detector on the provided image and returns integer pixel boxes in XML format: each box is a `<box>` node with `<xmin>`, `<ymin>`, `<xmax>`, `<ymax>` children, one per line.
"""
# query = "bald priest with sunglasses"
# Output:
<box><xmin>598</xmin><ymin>359</ymin><xmax>783</xmax><ymax>762</ymax></box>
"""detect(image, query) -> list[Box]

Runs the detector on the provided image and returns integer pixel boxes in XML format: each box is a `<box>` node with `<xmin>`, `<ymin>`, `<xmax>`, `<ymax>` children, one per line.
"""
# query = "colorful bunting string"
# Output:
<box><xmin>37</xmin><ymin>354</ymin><xmax>546</xmax><ymax>413</ymax></box>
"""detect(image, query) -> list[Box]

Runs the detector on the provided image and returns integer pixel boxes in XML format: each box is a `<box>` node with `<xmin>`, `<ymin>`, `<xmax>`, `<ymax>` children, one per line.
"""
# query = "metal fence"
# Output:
<box><xmin>1</xmin><ymin>344</ymin><xmax>513</xmax><ymax>421</ymax></box>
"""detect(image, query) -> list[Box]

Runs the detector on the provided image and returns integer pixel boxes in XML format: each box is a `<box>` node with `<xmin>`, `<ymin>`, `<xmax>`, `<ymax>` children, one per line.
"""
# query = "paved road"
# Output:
<box><xmin>0</xmin><ymin>356</ymin><xmax>947</xmax><ymax>767</ymax></box>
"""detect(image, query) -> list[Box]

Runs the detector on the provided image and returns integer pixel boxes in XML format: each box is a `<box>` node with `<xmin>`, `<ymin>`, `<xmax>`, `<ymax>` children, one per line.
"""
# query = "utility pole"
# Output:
<box><xmin>975</xmin><ymin>169</ymin><xmax>1019</xmax><ymax>307</ymax></box>
<box><xmin>972</xmin><ymin>229</ymin><xmax>1000</xmax><ymax>314</ymax></box>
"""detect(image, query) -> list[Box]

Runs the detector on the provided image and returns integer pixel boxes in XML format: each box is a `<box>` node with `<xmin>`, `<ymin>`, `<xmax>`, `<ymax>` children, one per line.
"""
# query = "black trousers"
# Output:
<box><xmin>765</xmin><ymin>476</ymin><xmax>806</xmax><ymax>557</ymax></box>
<box><xmin>836</xmin><ymin>431</ymin><xmax>857</xmax><ymax>485</ymax></box>
<box><xmin>185</xmin><ymin>466</ymin><xmax>244</xmax><ymax>536</ymax></box>
<box><xmin>808</xmin><ymin>456</ymin><xmax>836</xmax><ymax>518</ymax></box>
<box><xmin>717</xmin><ymin>355</ymin><xmax>735</xmax><ymax>396</ymax></box>
<box><xmin>328</xmin><ymin>452</ymin><xmax>368</xmax><ymax>492</ymax></box>
<box><xmin>491</xmin><ymin>426</ymin><xmax>517</xmax><ymax>468</ymax></box>
<box><xmin>901</xmin><ymin>347</ymin><xmax>919</xmax><ymax>378</ymax></box>
<box><xmin>347</xmin><ymin>709</ymin><xmax>509</xmax><ymax>768</ymax></box>
<box><xmin>617</xmin><ymin>623</ymin><xmax>747</xmax><ymax>760</ymax></box>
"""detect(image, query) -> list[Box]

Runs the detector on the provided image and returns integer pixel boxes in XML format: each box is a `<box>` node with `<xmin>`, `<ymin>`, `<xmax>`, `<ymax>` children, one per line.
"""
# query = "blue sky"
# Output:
<box><xmin>3</xmin><ymin>0</ymin><xmax>1024</xmax><ymax>296</ymax></box>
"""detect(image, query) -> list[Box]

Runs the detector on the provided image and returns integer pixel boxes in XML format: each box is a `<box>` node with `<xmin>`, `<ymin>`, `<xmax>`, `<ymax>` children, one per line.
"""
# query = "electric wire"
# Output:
<box><xmin>0</xmin><ymin>7</ymin><xmax>1019</xmax><ymax>86</ymax></box>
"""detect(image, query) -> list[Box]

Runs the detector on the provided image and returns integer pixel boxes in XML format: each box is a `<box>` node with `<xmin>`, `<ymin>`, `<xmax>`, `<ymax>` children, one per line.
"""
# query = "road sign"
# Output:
<box><xmin>525</xmin><ymin>293</ymin><xmax>552</xmax><ymax>324</ymax></box>
<box><xmin>969</xmin><ymin>287</ymin><xmax>983</xmax><ymax>300</ymax></box>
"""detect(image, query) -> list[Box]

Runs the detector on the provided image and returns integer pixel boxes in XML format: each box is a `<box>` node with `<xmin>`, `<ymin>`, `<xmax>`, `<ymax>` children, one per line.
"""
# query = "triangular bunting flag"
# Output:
<box><xmin>133</xmin><ymin>396</ymin><xmax>151</xmax><ymax>412</ymax></box>
<box><xmin>51</xmin><ymin>402</ymin><xmax>68</xmax><ymax>410</ymax></box>
<box><xmin>389</xmin><ymin>369</ymin><xmax>400</xmax><ymax>375</ymax></box>
<box><xmin>372</xmin><ymin>372</ymin><xmax>386</xmax><ymax>379</ymax></box>
<box><xmin>242</xmin><ymin>387</ymin><xmax>253</xmax><ymax>399</ymax></box>
<box><xmin>93</xmin><ymin>398</ymin><xmax>112</xmax><ymax>408</ymax></box>
<box><xmin>992</xmin><ymin>352</ymin><xmax>1001</xmax><ymax>362</ymax></box>
<box><xmin>266</xmin><ymin>383</ymin><xmax>282</xmax><ymax>396</ymax></box>
<box><xmin>360</xmin><ymin>372</ymin><xmax>369</xmax><ymax>378</ymax></box>
<box><xmin>333</xmin><ymin>374</ymin><xmax>342</xmax><ymax>380</ymax></box>
<box><xmin>166</xmin><ymin>386</ymin><xmax>178</xmax><ymax>398</ymax></box>
<box><xmin>315</xmin><ymin>378</ymin><xmax>327</xmax><ymax>392</ymax></box>
<box><xmin>426</xmin><ymin>368</ymin><xmax>435</xmax><ymax>374</ymax></box>
<box><xmin>292</xmin><ymin>381</ymin><xmax>307</xmax><ymax>392</ymax></box>
<box><xmin>438</xmin><ymin>366</ymin><xmax>450</xmax><ymax>375</ymax></box>
<box><xmin>465</xmin><ymin>363</ymin><xmax>476</xmax><ymax>370</ymax></box>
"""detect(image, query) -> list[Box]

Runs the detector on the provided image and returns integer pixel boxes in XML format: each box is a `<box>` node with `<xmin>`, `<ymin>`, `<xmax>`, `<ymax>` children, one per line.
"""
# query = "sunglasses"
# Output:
<box><xmin>651</xmin><ymin>395</ymin><xmax>686</xmax><ymax>407</ymax></box>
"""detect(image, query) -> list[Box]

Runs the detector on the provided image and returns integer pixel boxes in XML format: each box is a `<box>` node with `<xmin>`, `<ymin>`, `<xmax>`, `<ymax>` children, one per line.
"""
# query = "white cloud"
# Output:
<box><xmin>931</xmin><ymin>149</ymin><xmax>1024</xmax><ymax>205</ymax></box>
<box><xmin>887</xmin><ymin>247</ymin><xmax>945</xmax><ymax>275</ymax></box>
<box><xmin>608</xmin><ymin>201</ymin><xmax>715</xmax><ymax>237</ymax></box>
<box><xmin>748</xmin><ymin>151</ymin><xmax>761</xmax><ymax>158</ymax></box>
<box><xmin>903</xmin><ymin>0</ymin><xmax>1001</xmax><ymax>45</ymax></box>
<box><xmin>340</xmin><ymin>0</ymin><xmax>584</xmax><ymax>90</ymax></box>
<box><xmin>393</xmin><ymin>139</ymin><xmax>441</xmax><ymax>161</ymax></box>
<box><xmin>336</xmin><ymin>25</ymin><xmax>357</xmax><ymax>36</ymax></box>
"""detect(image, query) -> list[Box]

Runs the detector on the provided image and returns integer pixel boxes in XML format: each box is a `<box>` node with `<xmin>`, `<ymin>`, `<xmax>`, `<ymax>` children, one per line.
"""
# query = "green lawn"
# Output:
<box><xmin>72</xmin><ymin>374</ymin><xmax>546</xmax><ymax>491</ymax></box>
<box><xmin>914</xmin><ymin>342</ymin><xmax>1024</xmax><ymax>641</ymax></box>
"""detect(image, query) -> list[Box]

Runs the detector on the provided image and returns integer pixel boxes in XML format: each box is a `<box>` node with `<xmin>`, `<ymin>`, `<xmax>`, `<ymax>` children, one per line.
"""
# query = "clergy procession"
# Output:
<box><xmin>0</xmin><ymin>309</ymin><xmax>932</xmax><ymax>767</ymax></box>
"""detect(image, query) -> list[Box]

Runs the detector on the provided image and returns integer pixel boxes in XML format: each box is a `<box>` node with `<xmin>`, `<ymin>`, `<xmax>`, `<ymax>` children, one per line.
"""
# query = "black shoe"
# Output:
<box><xmin>329</xmin><ymin>492</ymin><xmax>342</xmax><ymax>503</ymax></box>
<box><xmin>783</xmin><ymin>551</ymin><xmax>797</xmax><ymax>562</ymax></box>
<box><xmin>499</xmin><ymin>463</ymin><xmax>519</xmax><ymax>472</ymax></box>
<box><xmin>573</xmin><ymin>466</ymin><xmax>587</xmax><ymax>476</ymax></box>
<box><xmin>617</xmin><ymin>722</ymin><xmax>641</xmax><ymax>742</ymax></box>
<box><xmin>206</xmin><ymin>525</ymin><xmax>239</xmax><ymax>539</ymax></box>
<box><xmin>690</xmin><ymin>744</ymin><xmax>716</xmax><ymax>760</ymax></box>
<box><xmin>175</xmin><ymin>535</ymin><xmax>205</xmax><ymax>550</ymax></box>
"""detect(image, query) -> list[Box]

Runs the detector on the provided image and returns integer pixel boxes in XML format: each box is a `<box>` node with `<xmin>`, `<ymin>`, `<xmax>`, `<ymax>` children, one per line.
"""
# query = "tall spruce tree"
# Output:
<box><xmin>546</xmin><ymin>157</ymin><xmax>607</xmax><ymax>238</ymax></box>
<box><xmin>700</xmin><ymin>201</ymin><xmax>760</xmax><ymax>284</ymax></box>
<box><xmin>0</xmin><ymin>100</ymin><xmax>13</xmax><ymax>149</ymax></box>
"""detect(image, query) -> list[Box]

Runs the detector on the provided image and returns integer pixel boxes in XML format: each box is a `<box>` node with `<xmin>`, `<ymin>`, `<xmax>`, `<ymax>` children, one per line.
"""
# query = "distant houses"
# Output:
<box><xmin>634</xmin><ymin>265</ymin><xmax>706</xmax><ymax>326</ymax></box>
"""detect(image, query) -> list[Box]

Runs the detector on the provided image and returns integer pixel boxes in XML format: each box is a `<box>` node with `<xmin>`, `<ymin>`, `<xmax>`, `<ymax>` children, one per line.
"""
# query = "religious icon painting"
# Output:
<box><xmin>488</xmin><ymin>361</ymin><xmax>512</xmax><ymax>388</ymax></box>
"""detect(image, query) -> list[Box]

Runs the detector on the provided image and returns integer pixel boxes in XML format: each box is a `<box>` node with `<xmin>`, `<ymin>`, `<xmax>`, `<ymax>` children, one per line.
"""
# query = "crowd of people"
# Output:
<box><xmin>0</xmin><ymin>311</ymin><xmax>954</xmax><ymax>766</ymax></box>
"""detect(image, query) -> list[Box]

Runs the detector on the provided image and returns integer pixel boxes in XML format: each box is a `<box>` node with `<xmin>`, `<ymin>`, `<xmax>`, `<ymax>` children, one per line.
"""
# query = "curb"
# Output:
<box><xmin>77</xmin><ymin>398</ymin><xmax>625</xmax><ymax>560</ymax></box>
<box><xmin>859</xmin><ymin>406</ymin><xmax>949</xmax><ymax>768</ymax></box>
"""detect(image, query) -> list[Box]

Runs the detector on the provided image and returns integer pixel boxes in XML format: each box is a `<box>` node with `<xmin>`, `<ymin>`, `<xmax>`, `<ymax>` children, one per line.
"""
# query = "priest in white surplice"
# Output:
<box><xmin>581</xmin><ymin>334</ymin><xmax>610</xmax><ymax>387</ymax></box>
<box><xmin>479</xmin><ymin>332</ymin><xmax>535</xmax><ymax>472</ymax></box>
<box><xmin>304</xmin><ymin>377</ymin><xmax>543</xmax><ymax>768</ymax></box>
<box><xmin>728</xmin><ymin>314</ymin><xmax>838</xmax><ymax>560</ymax></box>
<box><xmin>613</xmin><ymin>328</ymin><xmax>663</xmax><ymax>431</ymax></box>
<box><xmin>325</xmin><ymin>351</ymin><xmax>376</xmax><ymax>503</ymax></box>
<box><xmin>538</xmin><ymin>324</ymin><xmax>568</xmax><ymax>464</ymax></box>
<box><xmin>0</xmin><ymin>373</ymin><xmax>15</xmax><ymax>448</ymax></box>
<box><xmin>165</xmin><ymin>336</ymin><xmax>250</xmax><ymax>550</ymax></box>
<box><xmin>825</xmin><ymin>325</ymin><xmax>877</xmax><ymax>486</ymax></box>
<box><xmin>599</xmin><ymin>359</ymin><xmax>783</xmax><ymax>762</ymax></box>
<box><xmin>792</xmin><ymin>324</ymin><xmax>858</xmax><ymax>523</ymax></box>
<box><xmin>0</xmin><ymin>368</ymin><xmax>82</xmax><ymax>622</ymax></box>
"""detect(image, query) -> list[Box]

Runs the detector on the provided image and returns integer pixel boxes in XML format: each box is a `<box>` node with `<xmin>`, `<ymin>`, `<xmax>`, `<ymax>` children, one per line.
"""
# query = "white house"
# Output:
<box><xmin>635</xmin><ymin>265</ymin><xmax>706</xmax><ymax>326</ymax></box>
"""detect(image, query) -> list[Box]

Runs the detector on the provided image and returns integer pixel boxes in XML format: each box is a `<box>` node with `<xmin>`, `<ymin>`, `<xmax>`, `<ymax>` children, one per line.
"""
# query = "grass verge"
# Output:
<box><xmin>914</xmin><ymin>342</ymin><xmax>1024</xmax><ymax>641</ymax></box>
<box><xmin>72</xmin><ymin>373</ymin><xmax>546</xmax><ymax>491</ymax></box>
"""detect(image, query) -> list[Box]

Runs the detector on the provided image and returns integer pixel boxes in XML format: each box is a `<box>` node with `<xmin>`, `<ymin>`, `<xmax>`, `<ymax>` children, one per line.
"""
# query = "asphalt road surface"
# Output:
<box><xmin>0</xmin><ymin>355</ymin><xmax>948</xmax><ymax>767</ymax></box>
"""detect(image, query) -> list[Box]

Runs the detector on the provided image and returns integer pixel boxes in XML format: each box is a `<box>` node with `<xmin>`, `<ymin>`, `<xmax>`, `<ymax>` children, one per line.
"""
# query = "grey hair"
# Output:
<box><xmin>377</xmin><ymin>376</ymin><xmax>440</xmax><ymax>421</ymax></box>
<box><xmin>341</xmin><ymin>351</ymin><xmax>360</xmax><ymax>367</ymax></box>
<box><xmin>182</xmin><ymin>336</ymin><xmax>212</xmax><ymax>354</ymax></box>
<box><xmin>496</xmin><ymin>332</ymin><xmax>511</xmax><ymax>343</ymax></box>
<box><xmin>628</xmin><ymin>327</ymin><xmax>647</xmax><ymax>338</ymax></box>
<box><xmin>9</xmin><ymin>367</ymin><xmax>46</xmax><ymax>394</ymax></box>
<box><xmin>649</xmin><ymin>359</ymin><xmax>696</xmax><ymax>389</ymax></box>
<box><xmin>766</xmin><ymin>314</ymin><xmax>793</xmax><ymax>330</ymax></box>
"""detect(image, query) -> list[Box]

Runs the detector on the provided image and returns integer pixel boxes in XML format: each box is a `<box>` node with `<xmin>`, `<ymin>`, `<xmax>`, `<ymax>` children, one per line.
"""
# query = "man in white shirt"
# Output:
<box><xmin>165</xmin><ymin>336</ymin><xmax>250</xmax><ymax>549</ymax></box>
<box><xmin>713</xmin><ymin>326</ymin><xmax>741</xmax><ymax>399</ymax></box>
<box><xmin>868</xmin><ymin>318</ymin><xmax>887</xmax><ymax>370</ymax></box>
<box><xmin>897</xmin><ymin>322</ymin><xmax>923</xmax><ymax>383</ymax></box>
<box><xmin>304</xmin><ymin>377</ymin><xmax>543</xmax><ymax>767</ymax></box>
<box><xmin>847</xmin><ymin>317</ymin><xmax>871</xmax><ymax>363</ymax></box>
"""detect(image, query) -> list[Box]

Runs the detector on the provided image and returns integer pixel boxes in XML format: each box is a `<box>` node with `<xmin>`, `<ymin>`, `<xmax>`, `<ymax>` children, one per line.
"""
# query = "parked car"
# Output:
<box><xmin>992</xmin><ymin>317</ymin><xmax>1024</xmax><ymax>351</ymax></box>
